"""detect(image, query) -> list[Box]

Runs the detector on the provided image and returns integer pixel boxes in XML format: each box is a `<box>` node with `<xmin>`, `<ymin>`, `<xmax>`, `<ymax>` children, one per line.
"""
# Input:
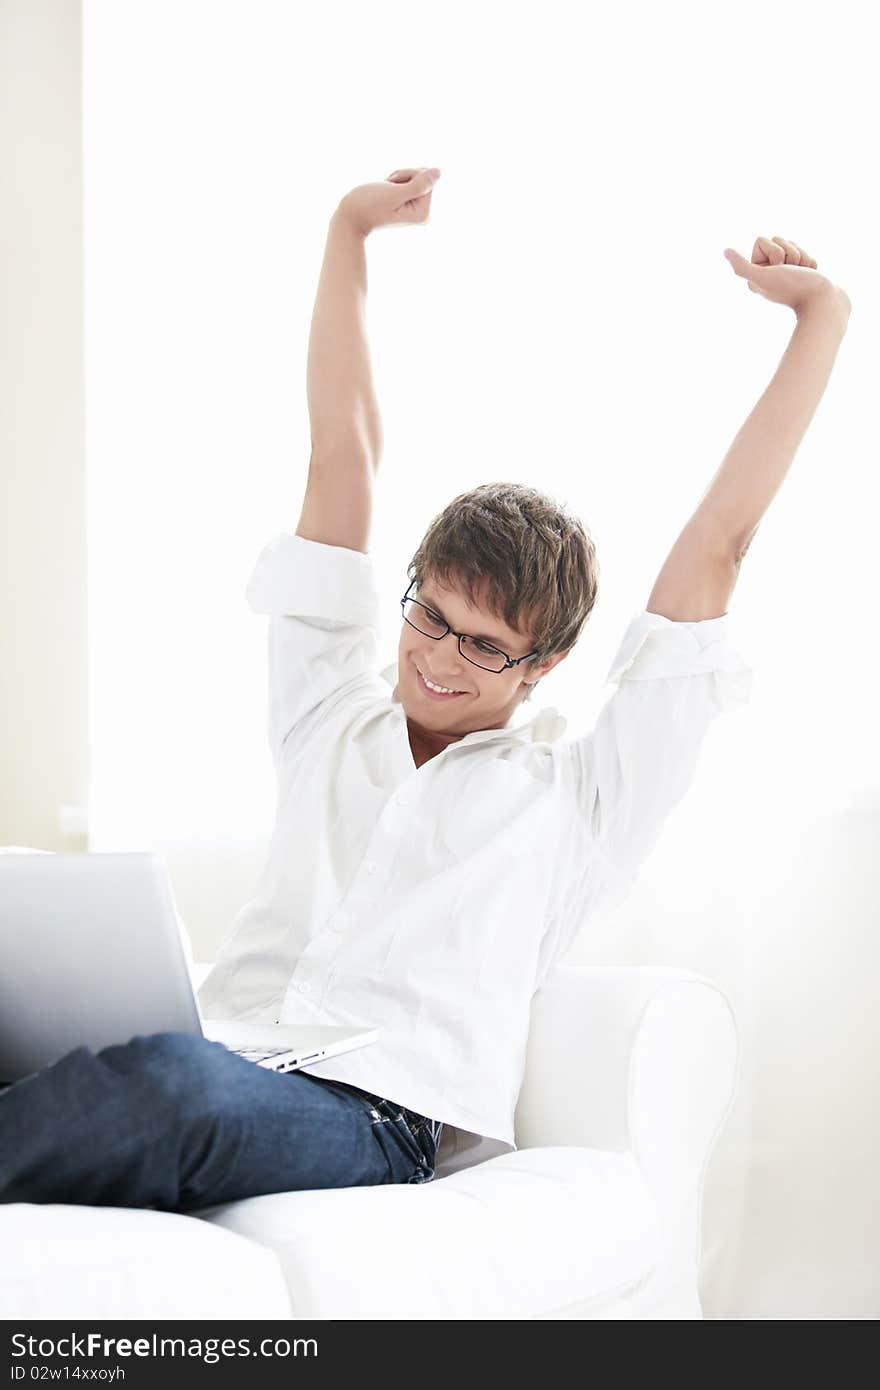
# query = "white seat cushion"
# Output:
<box><xmin>0</xmin><ymin>1203</ymin><xmax>291</xmax><ymax>1320</ymax></box>
<box><xmin>191</xmin><ymin>1146</ymin><xmax>661</xmax><ymax>1319</ymax></box>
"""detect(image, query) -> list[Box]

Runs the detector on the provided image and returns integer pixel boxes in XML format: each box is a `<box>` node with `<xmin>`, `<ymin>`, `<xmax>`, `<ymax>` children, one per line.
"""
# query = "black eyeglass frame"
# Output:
<box><xmin>400</xmin><ymin>580</ymin><xmax>540</xmax><ymax>674</ymax></box>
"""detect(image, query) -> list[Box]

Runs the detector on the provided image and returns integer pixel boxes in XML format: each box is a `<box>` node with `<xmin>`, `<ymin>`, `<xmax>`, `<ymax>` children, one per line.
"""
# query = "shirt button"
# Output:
<box><xmin>328</xmin><ymin>921</ymin><xmax>343</xmax><ymax>933</ymax></box>
<box><xmin>365</xmin><ymin>860</ymin><xmax>379</xmax><ymax>875</ymax></box>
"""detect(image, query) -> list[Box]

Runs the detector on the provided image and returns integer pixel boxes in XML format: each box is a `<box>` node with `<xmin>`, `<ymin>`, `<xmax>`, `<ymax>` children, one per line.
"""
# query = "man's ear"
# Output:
<box><xmin>534</xmin><ymin>649</ymin><xmax>570</xmax><ymax>680</ymax></box>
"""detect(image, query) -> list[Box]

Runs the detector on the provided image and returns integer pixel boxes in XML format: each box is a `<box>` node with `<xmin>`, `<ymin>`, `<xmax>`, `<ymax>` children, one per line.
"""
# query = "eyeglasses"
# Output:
<box><xmin>400</xmin><ymin>581</ymin><xmax>539</xmax><ymax>674</ymax></box>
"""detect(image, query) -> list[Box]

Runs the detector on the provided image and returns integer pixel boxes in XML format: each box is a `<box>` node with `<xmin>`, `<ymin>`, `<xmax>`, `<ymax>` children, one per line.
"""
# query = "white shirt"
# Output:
<box><xmin>197</xmin><ymin>532</ymin><xmax>754</xmax><ymax>1155</ymax></box>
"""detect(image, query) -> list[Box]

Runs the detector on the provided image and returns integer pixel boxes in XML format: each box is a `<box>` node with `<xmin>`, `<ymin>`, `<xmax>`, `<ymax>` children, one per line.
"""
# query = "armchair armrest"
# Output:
<box><xmin>517</xmin><ymin>963</ymin><xmax>739</xmax><ymax>1307</ymax></box>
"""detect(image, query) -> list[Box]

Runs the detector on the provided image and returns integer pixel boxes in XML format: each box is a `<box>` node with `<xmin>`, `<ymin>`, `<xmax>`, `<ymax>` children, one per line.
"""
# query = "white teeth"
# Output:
<box><xmin>419</xmin><ymin>668</ymin><xmax>462</xmax><ymax>695</ymax></box>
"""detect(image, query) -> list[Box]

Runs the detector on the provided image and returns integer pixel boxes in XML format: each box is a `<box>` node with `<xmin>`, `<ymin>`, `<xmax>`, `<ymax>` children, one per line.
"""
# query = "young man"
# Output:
<box><xmin>0</xmin><ymin>169</ymin><xmax>850</xmax><ymax>1210</ymax></box>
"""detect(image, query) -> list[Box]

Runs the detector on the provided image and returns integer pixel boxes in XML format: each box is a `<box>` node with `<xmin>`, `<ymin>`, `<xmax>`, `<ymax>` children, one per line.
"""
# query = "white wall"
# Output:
<box><xmin>0</xmin><ymin>0</ymin><xmax>89</xmax><ymax>853</ymax></box>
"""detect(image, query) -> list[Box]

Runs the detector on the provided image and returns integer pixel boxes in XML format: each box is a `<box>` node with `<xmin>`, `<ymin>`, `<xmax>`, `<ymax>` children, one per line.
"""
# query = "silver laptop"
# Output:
<box><xmin>0</xmin><ymin>851</ymin><xmax>378</xmax><ymax>1086</ymax></box>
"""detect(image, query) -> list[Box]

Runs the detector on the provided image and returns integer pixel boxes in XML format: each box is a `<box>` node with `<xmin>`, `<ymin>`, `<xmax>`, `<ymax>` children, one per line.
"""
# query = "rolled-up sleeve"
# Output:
<box><xmin>567</xmin><ymin>608</ymin><xmax>755</xmax><ymax>884</ymax></box>
<box><xmin>245</xmin><ymin>533</ymin><xmax>382</xmax><ymax>766</ymax></box>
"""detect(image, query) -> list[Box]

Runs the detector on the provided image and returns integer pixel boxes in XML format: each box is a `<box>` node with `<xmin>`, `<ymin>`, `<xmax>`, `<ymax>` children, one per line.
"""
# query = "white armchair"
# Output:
<box><xmin>0</xmin><ymin>956</ymin><xmax>737</xmax><ymax>1320</ymax></box>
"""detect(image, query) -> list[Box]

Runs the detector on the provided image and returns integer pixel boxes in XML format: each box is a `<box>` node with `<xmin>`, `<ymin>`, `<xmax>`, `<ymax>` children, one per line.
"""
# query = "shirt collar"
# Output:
<box><xmin>378</xmin><ymin>661</ymin><xmax>567</xmax><ymax>745</ymax></box>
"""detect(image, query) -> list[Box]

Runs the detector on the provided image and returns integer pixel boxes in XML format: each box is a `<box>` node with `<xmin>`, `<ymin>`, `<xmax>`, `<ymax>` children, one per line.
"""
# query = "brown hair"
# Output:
<box><xmin>406</xmin><ymin>482</ymin><xmax>600</xmax><ymax>702</ymax></box>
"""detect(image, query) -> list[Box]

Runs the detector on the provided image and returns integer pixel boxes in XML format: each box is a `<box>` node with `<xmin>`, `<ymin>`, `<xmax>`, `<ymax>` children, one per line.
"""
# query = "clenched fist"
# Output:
<box><xmin>724</xmin><ymin>235</ymin><xmax>851</xmax><ymax>319</ymax></box>
<box><xmin>336</xmin><ymin>167</ymin><xmax>442</xmax><ymax>238</ymax></box>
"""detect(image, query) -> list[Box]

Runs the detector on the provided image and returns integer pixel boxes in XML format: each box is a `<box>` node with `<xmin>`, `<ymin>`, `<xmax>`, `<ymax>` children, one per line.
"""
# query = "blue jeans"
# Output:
<box><xmin>0</xmin><ymin>1032</ymin><xmax>438</xmax><ymax>1211</ymax></box>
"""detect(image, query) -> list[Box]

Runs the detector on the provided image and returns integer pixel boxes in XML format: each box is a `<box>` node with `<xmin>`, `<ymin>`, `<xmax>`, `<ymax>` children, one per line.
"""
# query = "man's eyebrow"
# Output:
<box><xmin>418</xmin><ymin>591</ymin><xmax>508</xmax><ymax>647</ymax></box>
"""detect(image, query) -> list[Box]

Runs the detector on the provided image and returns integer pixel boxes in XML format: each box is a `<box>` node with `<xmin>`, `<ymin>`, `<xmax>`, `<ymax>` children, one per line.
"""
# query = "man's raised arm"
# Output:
<box><xmin>646</xmin><ymin>234</ymin><xmax>851</xmax><ymax>622</ymax></box>
<box><xmin>296</xmin><ymin>168</ymin><xmax>441</xmax><ymax>555</ymax></box>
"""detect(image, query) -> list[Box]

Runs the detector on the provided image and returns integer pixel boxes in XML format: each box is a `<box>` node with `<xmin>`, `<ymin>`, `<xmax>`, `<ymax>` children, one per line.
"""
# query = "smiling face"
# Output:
<box><xmin>395</xmin><ymin>572</ymin><xmax>568</xmax><ymax>754</ymax></box>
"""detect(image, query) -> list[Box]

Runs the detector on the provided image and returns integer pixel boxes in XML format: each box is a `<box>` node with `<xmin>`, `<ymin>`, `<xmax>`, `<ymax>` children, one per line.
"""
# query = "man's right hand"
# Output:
<box><xmin>337</xmin><ymin>167</ymin><xmax>442</xmax><ymax>238</ymax></box>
